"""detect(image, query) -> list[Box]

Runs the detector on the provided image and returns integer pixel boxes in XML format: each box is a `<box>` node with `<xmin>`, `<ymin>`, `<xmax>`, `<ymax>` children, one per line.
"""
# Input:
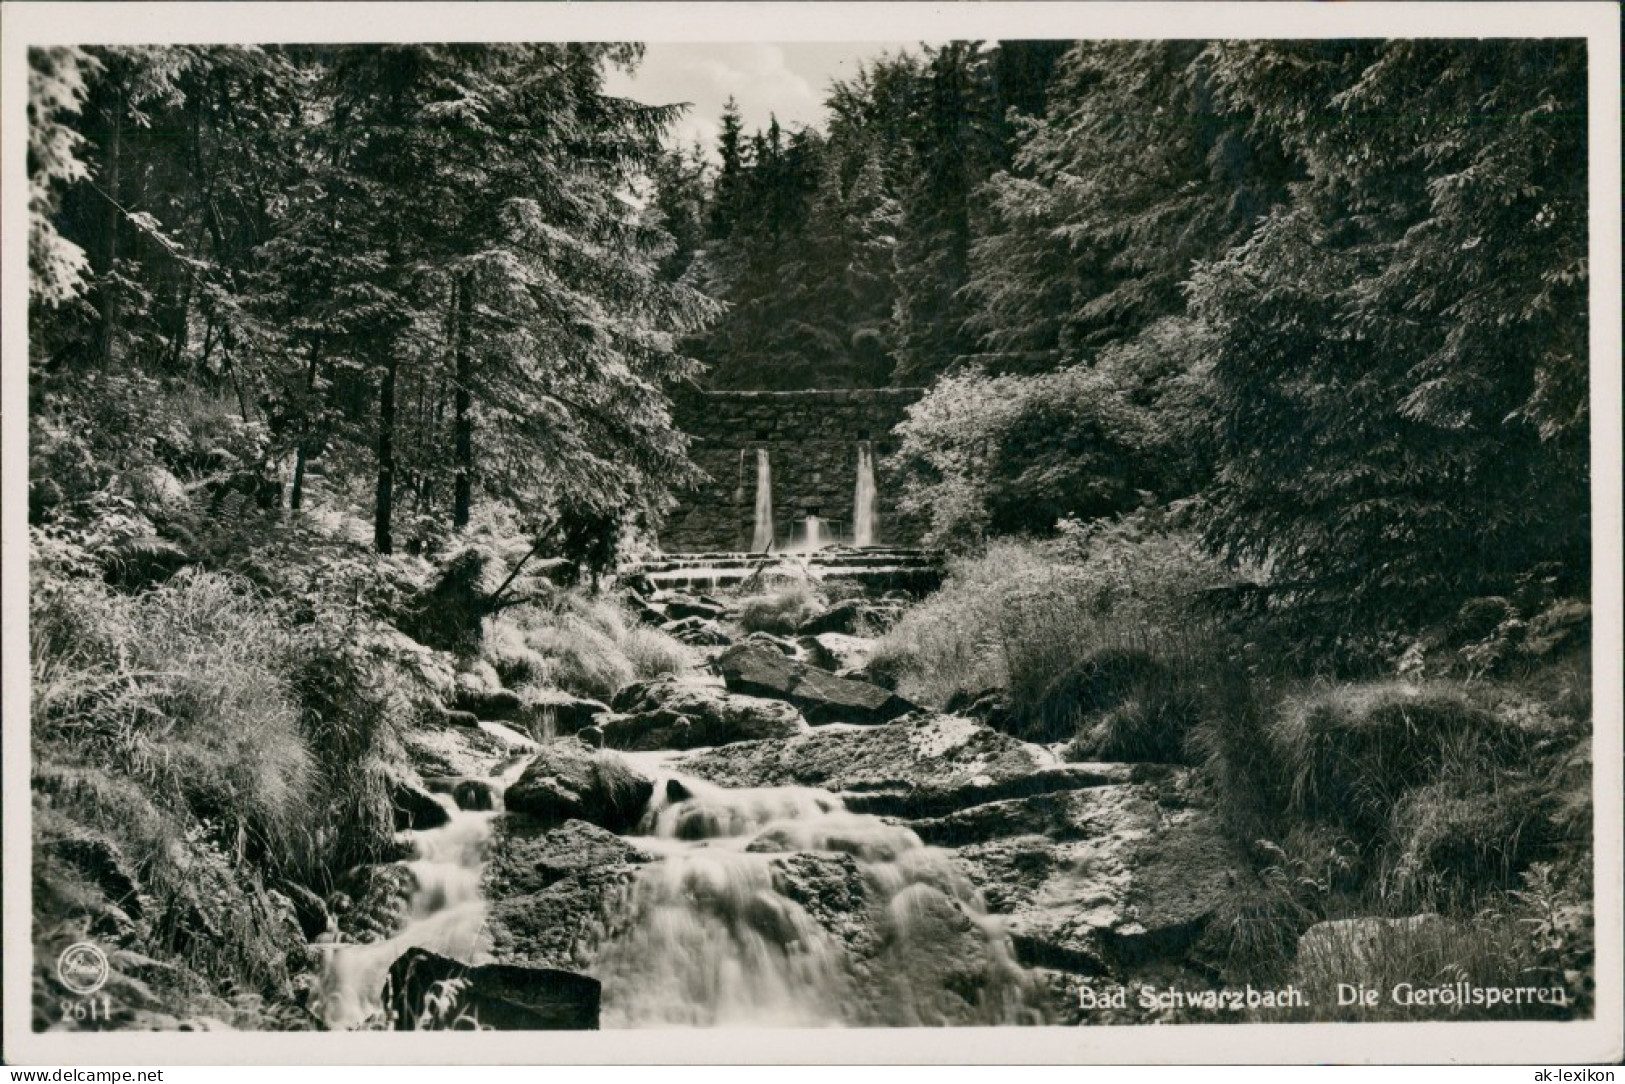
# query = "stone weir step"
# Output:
<box><xmin>637</xmin><ymin>550</ymin><xmax>938</xmax><ymax>573</ymax></box>
<box><xmin>630</xmin><ymin>548</ymin><xmax>945</xmax><ymax>594</ymax></box>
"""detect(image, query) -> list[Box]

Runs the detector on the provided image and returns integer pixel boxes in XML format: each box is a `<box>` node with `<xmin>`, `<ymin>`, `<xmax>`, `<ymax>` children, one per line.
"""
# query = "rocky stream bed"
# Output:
<box><xmin>307</xmin><ymin>575</ymin><xmax>1264</xmax><ymax>1030</ymax></box>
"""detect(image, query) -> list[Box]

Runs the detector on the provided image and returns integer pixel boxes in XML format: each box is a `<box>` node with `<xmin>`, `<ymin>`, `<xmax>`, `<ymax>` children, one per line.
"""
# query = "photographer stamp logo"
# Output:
<box><xmin>56</xmin><ymin>942</ymin><xmax>109</xmax><ymax>996</ymax></box>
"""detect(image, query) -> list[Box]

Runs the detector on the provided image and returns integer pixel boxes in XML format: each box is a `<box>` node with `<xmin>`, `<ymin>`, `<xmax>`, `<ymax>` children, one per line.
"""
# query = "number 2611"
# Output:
<box><xmin>61</xmin><ymin>996</ymin><xmax>114</xmax><ymax>1022</ymax></box>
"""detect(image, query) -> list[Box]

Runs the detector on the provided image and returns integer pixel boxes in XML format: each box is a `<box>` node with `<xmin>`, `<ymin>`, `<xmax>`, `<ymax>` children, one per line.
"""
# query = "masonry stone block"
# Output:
<box><xmin>662</xmin><ymin>387</ymin><xmax>927</xmax><ymax>553</ymax></box>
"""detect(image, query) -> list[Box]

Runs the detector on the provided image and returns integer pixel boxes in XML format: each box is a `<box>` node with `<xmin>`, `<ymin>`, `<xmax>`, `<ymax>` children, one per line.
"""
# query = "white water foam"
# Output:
<box><xmin>591</xmin><ymin>763</ymin><xmax>1045</xmax><ymax>1027</ymax></box>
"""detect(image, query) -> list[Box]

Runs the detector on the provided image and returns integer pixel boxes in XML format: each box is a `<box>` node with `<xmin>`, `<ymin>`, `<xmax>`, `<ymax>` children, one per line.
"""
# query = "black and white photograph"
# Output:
<box><xmin>3</xmin><ymin>1</ymin><xmax>1620</xmax><ymax>1066</ymax></box>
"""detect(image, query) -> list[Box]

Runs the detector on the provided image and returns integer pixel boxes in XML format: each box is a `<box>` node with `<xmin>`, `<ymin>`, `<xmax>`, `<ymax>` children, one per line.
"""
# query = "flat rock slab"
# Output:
<box><xmin>386</xmin><ymin>946</ymin><xmax>600</xmax><ymax>1030</ymax></box>
<box><xmin>908</xmin><ymin>783</ymin><xmax>1160</xmax><ymax>847</ymax></box>
<box><xmin>674</xmin><ymin>713</ymin><xmax>1056</xmax><ymax>798</ymax></box>
<box><xmin>664</xmin><ymin>597</ymin><xmax>728</xmax><ymax>621</ymax></box>
<box><xmin>487</xmin><ymin>820</ymin><xmax>653</xmax><ymax>898</ymax></box>
<box><xmin>714</xmin><ymin>643</ymin><xmax>917</xmax><ymax>725</ymax></box>
<box><xmin>403</xmin><ymin>723</ymin><xmax>521</xmax><ymax>780</ymax></box>
<box><xmin>948</xmin><ymin>784</ymin><xmax>1243</xmax><ymax>976</ymax></box>
<box><xmin>846</xmin><ymin>762</ymin><xmax>1140</xmax><ymax>819</ymax></box>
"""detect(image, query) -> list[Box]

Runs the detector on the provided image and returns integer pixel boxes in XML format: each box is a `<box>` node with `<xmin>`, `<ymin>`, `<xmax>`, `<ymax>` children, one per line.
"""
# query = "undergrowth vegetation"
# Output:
<box><xmin>868</xmin><ymin>512</ymin><xmax>1593</xmax><ymax>1019</ymax></box>
<box><xmin>29</xmin><ymin>532</ymin><xmax>428</xmax><ymax>1026</ymax></box>
<box><xmin>870</xmin><ymin>515</ymin><xmax>1233</xmax><ymax>739</ymax></box>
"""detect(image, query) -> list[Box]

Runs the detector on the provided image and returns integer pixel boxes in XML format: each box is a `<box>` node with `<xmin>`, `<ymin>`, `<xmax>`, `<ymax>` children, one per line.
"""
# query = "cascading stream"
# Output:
<box><xmin>315</xmin><ymin>731</ymin><xmax>1044</xmax><ymax>1029</ymax></box>
<box><xmin>591</xmin><ymin>760</ymin><xmax>1045</xmax><ymax>1027</ymax></box>
<box><xmin>314</xmin><ymin>731</ymin><xmax>535</xmax><ymax>1030</ymax></box>
<box><xmin>853</xmin><ymin>441</ymin><xmax>877</xmax><ymax>548</ymax></box>
<box><xmin>751</xmin><ymin>447</ymin><xmax>774</xmax><ymax>552</ymax></box>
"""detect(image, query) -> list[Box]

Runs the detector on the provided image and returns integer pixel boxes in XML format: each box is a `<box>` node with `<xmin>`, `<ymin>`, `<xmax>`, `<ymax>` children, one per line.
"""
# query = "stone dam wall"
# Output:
<box><xmin>661</xmin><ymin>387</ymin><xmax>926</xmax><ymax>553</ymax></box>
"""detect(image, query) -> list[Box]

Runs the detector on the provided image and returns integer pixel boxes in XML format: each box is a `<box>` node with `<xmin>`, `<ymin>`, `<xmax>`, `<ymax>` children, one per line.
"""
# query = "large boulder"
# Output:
<box><xmin>390</xmin><ymin>775</ymin><xmax>453</xmax><ymax>831</ymax></box>
<box><xmin>664</xmin><ymin>595</ymin><xmax>728</xmax><ymax>622</ymax></box>
<box><xmin>485</xmin><ymin>821</ymin><xmax>652</xmax><ymax>970</ymax></box>
<box><xmin>453</xmin><ymin>684</ymin><xmax>524</xmax><ymax>722</ymax></box>
<box><xmin>600</xmin><ymin>674</ymin><xmax>807</xmax><ymax>751</ymax></box>
<box><xmin>386</xmin><ymin>947</ymin><xmax>600</xmax><ymax>1030</ymax></box>
<box><xmin>714</xmin><ymin>643</ymin><xmax>917</xmax><ymax>725</ymax></box>
<box><xmin>518</xmin><ymin>687</ymin><xmax>611</xmax><ymax>735</ymax></box>
<box><xmin>504</xmin><ymin>743</ymin><xmax>654</xmax><ymax>833</ymax></box>
<box><xmin>796</xmin><ymin>599</ymin><xmax>902</xmax><ymax>637</ymax></box>
<box><xmin>797</xmin><ymin>632</ymin><xmax>873</xmax><ymax>674</ymax></box>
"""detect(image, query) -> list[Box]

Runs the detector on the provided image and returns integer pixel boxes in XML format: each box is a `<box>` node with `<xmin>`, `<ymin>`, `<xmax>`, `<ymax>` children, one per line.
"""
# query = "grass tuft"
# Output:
<box><xmin>1271</xmin><ymin>683</ymin><xmax>1522</xmax><ymax>831</ymax></box>
<box><xmin>487</xmin><ymin>590</ymin><xmax>693</xmax><ymax>702</ymax></box>
<box><xmin>735</xmin><ymin>581</ymin><xmax>824</xmax><ymax>635</ymax></box>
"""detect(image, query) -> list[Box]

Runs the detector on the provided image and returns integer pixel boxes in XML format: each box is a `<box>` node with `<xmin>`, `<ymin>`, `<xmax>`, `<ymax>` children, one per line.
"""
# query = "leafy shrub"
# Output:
<box><xmin>33</xmin><ymin>652</ymin><xmax>309</xmax><ymax>1003</ymax></box>
<box><xmin>29</xmin><ymin>541</ymin><xmax>423</xmax><ymax>1006</ymax></box>
<box><xmin>888</xmin><ymin>328</ymin><xmax>1208</xmax><ymax>550</ymax></box>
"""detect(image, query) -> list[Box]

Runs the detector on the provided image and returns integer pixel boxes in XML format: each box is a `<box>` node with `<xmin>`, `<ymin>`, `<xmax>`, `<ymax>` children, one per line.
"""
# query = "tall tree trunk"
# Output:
<box><xmin>290</xmin><ymin>337</ymin><xmax>322</xmax><ymax>512</ymax></box>
<box><xmin>374</xmin><ymin>355</ymin><xmax>398</xmax><ymax>554</ymax></box>
<box><xmin>97</xmin><ymin>89</ymin><xmax>123</xmax><ymax>367</ymax></box>
<box><xmin>452</xmin><ymin>274</ymin><xmax>475</xmax><ymax>529</ymax></box>
<box><xmin>166</xmin><ymin>278</ymin><xmax>192</xmax><ymax>370</ymax></box>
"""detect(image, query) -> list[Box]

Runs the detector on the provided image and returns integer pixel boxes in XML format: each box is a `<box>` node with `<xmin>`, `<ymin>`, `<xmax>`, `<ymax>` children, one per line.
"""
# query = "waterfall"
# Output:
<box><xmin>591</xmin><ymin>767</ymin><xmax>1045</xmax><ymax>1027</ymax></box>
<box><xmin>751</xmin><ymin>448</ymin><xmax>774</xmax><ymax>552</ymax></box>
<box><xmin>314</xmin><ymin>742</ymin><xmax>534</xmax><ymax>1029</ymax></box>
<box><xmin>804</xmin><ymin>514</ymin><xmax>823</xmax><ymax>550</ymax></box>
<box><xmin>853</xmin><ymin>442</ymin><xmax>877</xmax><ymax>547</ymax></box>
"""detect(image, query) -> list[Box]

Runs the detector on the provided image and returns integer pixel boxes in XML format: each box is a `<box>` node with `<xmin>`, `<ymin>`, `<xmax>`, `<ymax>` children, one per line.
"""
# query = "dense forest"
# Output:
<box><xmin>661</xmin><ymin>40</ymin><xmax>1589</xmax><ymax>637</ymax></box>
<box><xmin>26</xmin><ymin>39</ymin><xmax>1594</xmax><ymax>1032</ymax></box>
